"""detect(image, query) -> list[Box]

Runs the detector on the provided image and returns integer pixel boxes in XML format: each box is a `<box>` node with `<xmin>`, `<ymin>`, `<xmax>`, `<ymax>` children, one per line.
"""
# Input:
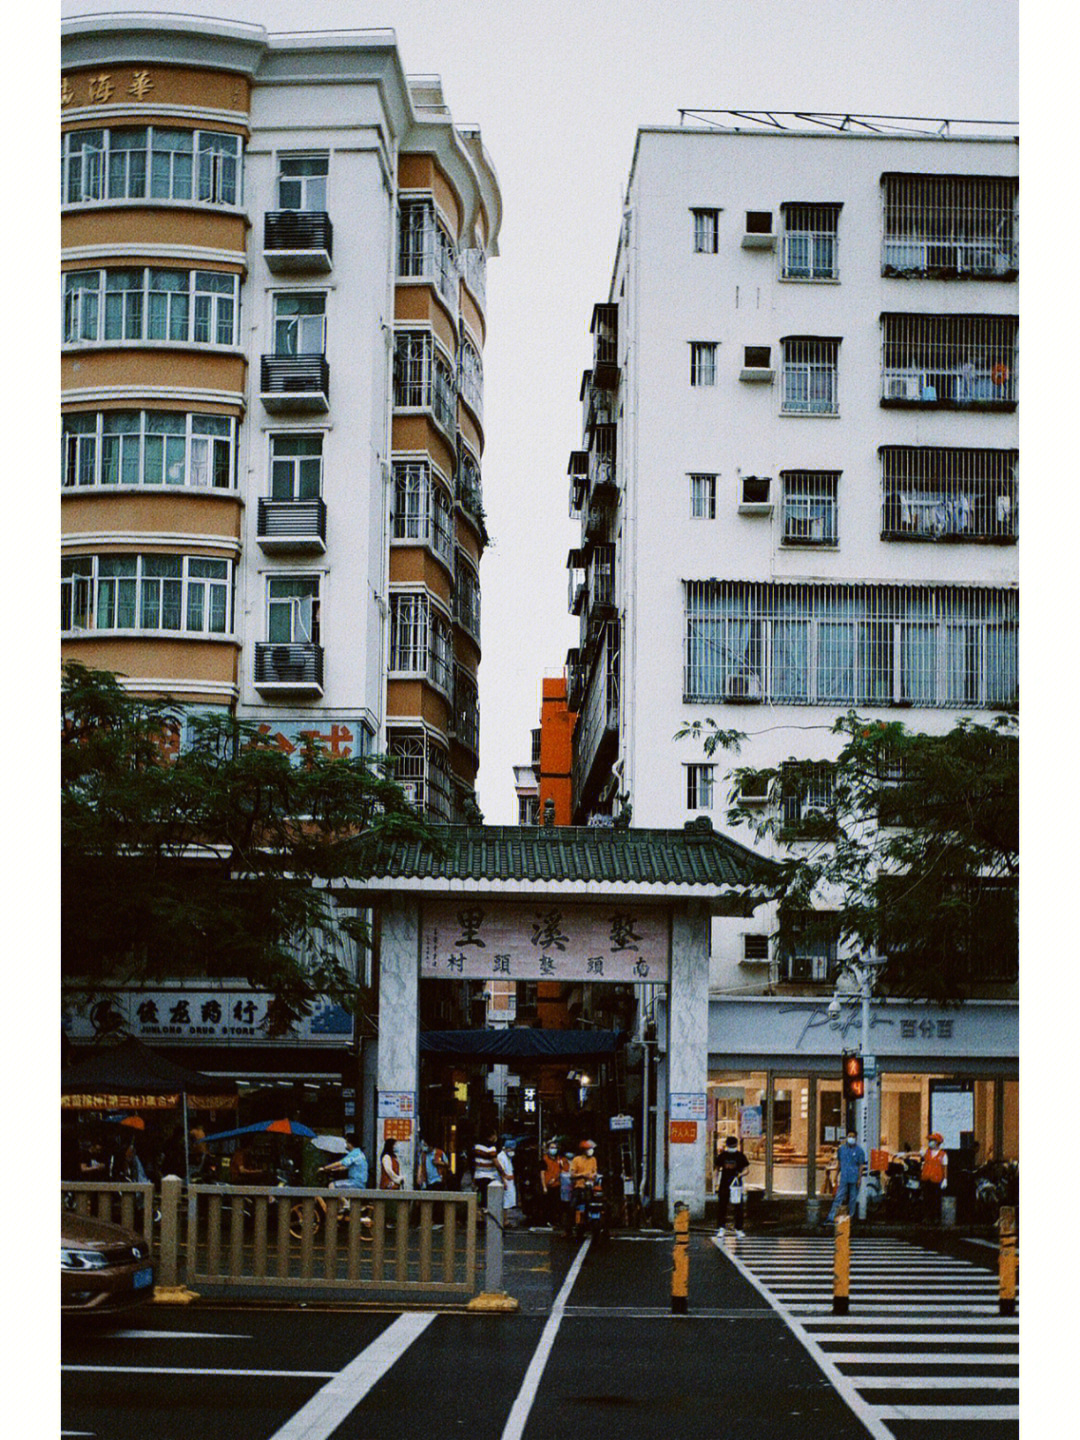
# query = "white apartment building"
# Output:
<box><xmin>565</xmin><ymin>116</ymin><xmax>1017</xmax><ymax>1201</ymax></box>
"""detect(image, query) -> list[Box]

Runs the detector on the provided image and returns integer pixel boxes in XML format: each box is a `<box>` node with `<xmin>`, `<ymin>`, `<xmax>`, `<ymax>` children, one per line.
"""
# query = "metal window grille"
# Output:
<box><xmin>398</xmin><ymin>200</ymin><xmax>458</xmax><ymax>308</ymax></box>
<box><xmin>589</xmin><ymin>543</ymin><xmax>616</xmax><ymax>608</ymax></box>
<box><xmin>692</xmin><ymin>208</ymin><xmax>719</xmax><ymax>254</ymax></box>
<box><xmin>454</xmin><ymin>554</ymin><xmax>482</xmax><ymax>641</ymax></box>
<box><xmin>430</xmin><ymin>612</ymin><xmax>454</xmax><ymax>695</ymax></box>
<box><xmin>881</xmin><ymin>313</ymin><xmax>1017</xmax><ymax>405</ymax></box>
<box><xmin>456</xmin><ymin>439</ymin><xmax>484</xmax><ymax>520</ymax></box>
<box><xmin>683</xmin><ymin>579</ymin><xmax>1017</xmax><ymax>709</ymax></box>
<box><xmin>882</xmin><ymin>174</ymin><xmax>1018</xmax><ymax>276</ymax></box>
<box><xmin>690</xmin><ymin>342</ymin><xmax>718</xmax><ymax>386</ymax></box>
<box><xmin>388</xmin><ymin>592</ymin><xmax>429</xmax><ymax>674</ymax></box>
<box><xmin>391</xmin><ymin>461</ymin><xmax>432</xmax><ymax>542</ymax></box>
<box><xmin>459</xmin><ymin>339</ymin><xmax>483</xmax><ymax>422</ymax></box>
<box><xmin>572</xmin><ymin>623</ymin><xmax>620</xmax><ymax>799</ymax></box>
<box><xmin>462</xmin><ymin>247</ymin><xmax>486</xmax><ymax>306</ymax></box>
<box><xmin>454</xmin><ymin>667</ymin><xmax>480</xmax><ymax>753</ymax></box>
<box><xmin>387</xmin><ymin>732</ymin><xmax>426</xmax><ymax>808</ymax></box>
<box><xmin>432</xmin><ymin>483</ymin><xmax>455</xmax><ymax>565</ymax></box>
<box><xmin>781</xmin><ymin>338</ymin><xmax>839</xmax><ymax>413</ymax></box>
<box><xmin>689</xmin><ymin>473</ymin><xmax>717</xmax><ymax>519</ymax></box>
<box><xmin>781</xmin><ymin>471</ymin><xmax>839</xmax><ymax>546</ymax></box>
<box><xmin>743</xmin><ymin>934</ymin><xmax>770</xmax><ymax>962</ymax></box>
<box><xmin>781</xmin><ymin>204</ymin><xmax>840</xmax><ymax>279</ymax></box>
<box><xmin>881</xmin><ymin>446</ymin><xmax>1017</xmax><ymax>542</ymax></box>
<box><xmin>780</xmin><ymin>761</ymin><xmax>836</xmax><ymax>829</ymax></box>
<box><xmin>783</xmin><ymin>914</ymin><xmax>840</xmax><ymax>982</ymax></box>
<box><xmin>686</xmin><ymin>764</ymin><xmax>715</xmax><ymax>810</ymax></box>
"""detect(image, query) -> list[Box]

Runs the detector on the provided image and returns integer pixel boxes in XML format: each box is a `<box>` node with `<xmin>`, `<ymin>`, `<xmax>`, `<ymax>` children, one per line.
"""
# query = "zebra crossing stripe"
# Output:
<box><xmin>717</xmin><ymin>1236</ymin><xmax>1021</xmax><ymax>1437</ymax></box>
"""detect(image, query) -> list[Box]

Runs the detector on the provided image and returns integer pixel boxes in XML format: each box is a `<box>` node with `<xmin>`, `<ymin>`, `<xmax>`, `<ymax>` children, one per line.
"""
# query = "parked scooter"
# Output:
<box><xmin>884</xmin><ymin>1153</ymin><xmax>923</xmax><ymax>1218</ymax></box>
<box><xmin>975</xmin><ymin>1159</ymin><xmax>1019</xmax><ymax>1219</ymax></box>
<box><xmin>571</xmin><ymin>1172</ymin><xmax>608</xmax><ymax>1244</ymax></box>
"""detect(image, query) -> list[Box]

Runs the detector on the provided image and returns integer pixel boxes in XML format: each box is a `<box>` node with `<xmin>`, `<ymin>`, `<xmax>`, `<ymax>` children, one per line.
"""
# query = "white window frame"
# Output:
<box><xmin>691</xmin><ymin>208</ymin><xmax>719</xmax><ymax>254</ymax></box>
<box><xmin>685</xmin><ymin>763</ymin><xmax>715</xmax><ymax>811</ymax></box>
<box><xmin>62</xmin><ymin>125</ymin><xmax>242</xmax><ymax>208</ymax></box>
<box><xmin>277</xmin><ymin>153</ymin><xmax>329</xmax><ymax>212</ymax></box>
<box><xmin>61</xmin><ymin>553</ymin><xmax>231</xmax><ymax>635</ymax></box>
<box><xmin>270</xmin><ymin>433</ymin><xmax>324</xmax><ymax>501</ymax></box>
<box><xmin>689</xmin><ymin>473</ymin><xmax>717</xmax><ymax>519</ymax></box>
<box><xmin>62</xmin><ymin>410</ymin><xmax>236</xmax><ymax>490</ymax></box>
<box><xmin>62</xmin><ymin>268</ymin><xmax>240</xmax><ymax>348</ymax></box>
<box><xmin>781</xmin><ymin>204</ymin><xmax>840</xmax><ymax>280</ymax></box>
<box><xmin>273</xmin><ymin>292</ymin><xmax>326</xmax><ymax>356</ymax></box>
<box><xmin>690</xmin><ymin>341</ymin><xmax>718</xmax><ymax>387</ymax></box>
<box><xmin>267</xmin><ymin>575</ymin><xmax>320</xmax><ymax>645</ymax></box>
<box><xmin>398</xmin><ymin>196</ymin><xmax>459</xmax><ymax>309</ymax></box>
<box><xmin>393</xmin><ymin>330</ymin><xmax>456</xmax><ymax>433</ymax></box>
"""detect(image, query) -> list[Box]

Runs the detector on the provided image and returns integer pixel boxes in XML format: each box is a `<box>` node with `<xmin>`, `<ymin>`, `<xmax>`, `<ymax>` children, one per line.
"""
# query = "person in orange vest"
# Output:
<box><xmin>920</xmin><ymin>1132</ymin><xmax>948</xmax><ymax>1223</ymax></box>
<box><xmin>541</xmin><ymin>1142</ymin><xmax>567</xmax><ymax>1228</ymax></box>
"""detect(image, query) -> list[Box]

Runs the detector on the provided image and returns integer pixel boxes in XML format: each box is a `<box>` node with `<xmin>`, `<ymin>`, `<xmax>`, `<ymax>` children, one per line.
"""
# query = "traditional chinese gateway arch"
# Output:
<box><xmin>338</xmin><ymin>820</ymin><xmax>779</xmax><ymax>1219</ymax></box>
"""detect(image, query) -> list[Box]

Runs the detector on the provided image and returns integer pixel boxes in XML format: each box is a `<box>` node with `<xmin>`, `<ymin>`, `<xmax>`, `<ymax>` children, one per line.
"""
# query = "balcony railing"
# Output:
<box><xmin>254</xmin><ymin>642</ymin><xmax>324</xmax><ymax>693</ymax></box>
<box><xmin>263</xmin><ymin>211</ymin><xmax>333</xmax><ymax>273</ymax></box>
<box><xmin>591</xmin><ymin>303</ymin><xmax>619</xmax><ymax>388</ymax></box>
<box><xmin>257</xmin><ymin>498</ymin><xmax>327</xmax><ymax>551</ymax></box>
<box><xmin>260</xmin><ymin>356</ymin><xmax>330</xmax><ymax>413</ymax></box>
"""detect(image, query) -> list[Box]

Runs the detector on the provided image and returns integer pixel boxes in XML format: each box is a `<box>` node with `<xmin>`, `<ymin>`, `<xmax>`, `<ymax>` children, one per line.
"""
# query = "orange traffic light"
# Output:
<box><xmin>842</xmin><ymin>1051</ymin><xmax>865</xmax><ymax>1101</ymax></box>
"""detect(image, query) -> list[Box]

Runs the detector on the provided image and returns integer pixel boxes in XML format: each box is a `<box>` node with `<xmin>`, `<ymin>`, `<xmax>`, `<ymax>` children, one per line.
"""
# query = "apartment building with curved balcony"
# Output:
<box><xmin>62</xmin><ymin>15</ymin><xmax>500</xmax><ymax>820</ymax></box>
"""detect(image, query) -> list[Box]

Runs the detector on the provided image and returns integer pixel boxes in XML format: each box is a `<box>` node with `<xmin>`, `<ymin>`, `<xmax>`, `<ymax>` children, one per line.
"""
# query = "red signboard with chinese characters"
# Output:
<box><xmin>420</xmin><ymin>901</ymin><xmax>670</xmax><ymax>983</ymax></box>
<box><xmin>669</xmin><ymin>1121</ymin><xmax>698</xmax><ymax>1145</ymax></box>
<box><xmin>383</xmin><ymin>1119</ymin><xmax>413</xmax><ymax>1142</ymax></box>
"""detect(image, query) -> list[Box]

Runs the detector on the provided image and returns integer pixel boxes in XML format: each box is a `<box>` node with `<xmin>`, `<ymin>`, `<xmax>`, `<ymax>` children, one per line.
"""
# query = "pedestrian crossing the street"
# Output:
<box><xmin>717</xmin><ymin>1235</ymin><xmax>1018</xmax><ymax>1439</ymax></box>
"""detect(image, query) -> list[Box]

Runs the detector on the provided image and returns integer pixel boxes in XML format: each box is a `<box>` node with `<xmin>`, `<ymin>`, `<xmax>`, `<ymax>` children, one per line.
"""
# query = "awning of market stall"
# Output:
<box><xmin>60</xmin><ymin>1035</ymin><xmax>237</xmax><ymax>1110</ymax></box>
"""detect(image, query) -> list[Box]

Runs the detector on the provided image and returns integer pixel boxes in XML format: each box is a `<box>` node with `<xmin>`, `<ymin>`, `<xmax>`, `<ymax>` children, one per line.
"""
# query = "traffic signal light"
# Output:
<box><xmin>842</xmin><ymin>1051</ymin><xmax>865</xmax><ymax>1101</ymax></box>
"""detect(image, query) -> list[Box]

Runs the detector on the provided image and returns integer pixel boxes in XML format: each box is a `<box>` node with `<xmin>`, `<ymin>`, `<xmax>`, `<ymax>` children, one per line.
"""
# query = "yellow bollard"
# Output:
<box><xmin>671</xmin><ymin>1202</ymin><xmax>690</xmax><ymax>1315</ymax></box>
<box><xmin>998</xmin><ymin>1205</ymin><xmax>1017</xmax><ymax>1316</ymax></box>
<box><xmin>833</xmin><ymin>1211</ymin><xmax>851</xmax><ymax>1314</ymax></box>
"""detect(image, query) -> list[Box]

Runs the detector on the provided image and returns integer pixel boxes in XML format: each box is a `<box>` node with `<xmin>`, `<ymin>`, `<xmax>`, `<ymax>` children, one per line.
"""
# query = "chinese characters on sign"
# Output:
<box><xmin>62</xmin><ymin>990</ymin><xmax>354</xmax><ymax>1046</ymax></box>
<box><xmin>669</xmin><ymin>1093</ymin><xmax>708</xmax><ymax>1122</ymax></box>
<box><xmin>62</xmin><ymin>71</ymin><xmax>156</xmax><ymax>106</ymax></box>
<box><xmin>669</xmin><ymin>1121</ymin><xmax>698</xmax><ymax>1145</ymax></box>
<box><xmin>377</xmin><ymin>1092</ymin><xmax>416</xmax><ymax>1120</ymax></box>
<box><xmin>420</xmin><ymin>901</ymin><xmax>670</xmax><ymax>983</ymax></box>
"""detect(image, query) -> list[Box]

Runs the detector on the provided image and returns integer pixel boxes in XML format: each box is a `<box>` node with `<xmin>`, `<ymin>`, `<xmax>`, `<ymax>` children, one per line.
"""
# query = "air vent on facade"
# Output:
<box><xmin>742</xmin><ymin>211</ymin><xmax>776</xmax><ymax>249</ymax></box>
<box><xmin>739</xmin><ymin>475</ymin><xmax>773</xmax><ymax>512</ymax></box>
<box><xmin>740</xmin><ymin>345</ymin><xmax>775</xmax><ymax>382</ymax></box>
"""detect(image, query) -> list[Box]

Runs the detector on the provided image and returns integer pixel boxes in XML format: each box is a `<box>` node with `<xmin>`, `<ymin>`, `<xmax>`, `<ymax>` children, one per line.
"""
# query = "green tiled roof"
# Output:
<box><xmin>340</xmin><ymin>819</ymin><xmax>781</xmax><ymax>892</ymax></box>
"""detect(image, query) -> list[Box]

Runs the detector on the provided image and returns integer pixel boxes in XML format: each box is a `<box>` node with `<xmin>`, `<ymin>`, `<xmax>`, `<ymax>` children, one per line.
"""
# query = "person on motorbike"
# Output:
<box><xmin>319</xmin><ymin>1134</ymin><xmax>368</xmax><ymax>1190</ymax></box>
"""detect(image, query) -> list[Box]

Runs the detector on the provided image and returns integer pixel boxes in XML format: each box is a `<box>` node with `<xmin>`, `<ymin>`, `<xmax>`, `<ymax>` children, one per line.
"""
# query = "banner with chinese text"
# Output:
<box><xmin>62</xmin><ymin>990</ymin><xmax>354</xmax><ymax>1046</ymax></box>
<box><xmin>420</xmin><ymin>901</ymin><xmax>670</xmax><ymax>983</ymax></box>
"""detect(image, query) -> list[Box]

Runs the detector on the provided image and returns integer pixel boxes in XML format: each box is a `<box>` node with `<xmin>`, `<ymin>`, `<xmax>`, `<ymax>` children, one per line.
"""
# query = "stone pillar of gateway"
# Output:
<box><xmin>336</xmin><ymin>818</ymin><xmax>779</xmax><ymax>1220</ymax></box>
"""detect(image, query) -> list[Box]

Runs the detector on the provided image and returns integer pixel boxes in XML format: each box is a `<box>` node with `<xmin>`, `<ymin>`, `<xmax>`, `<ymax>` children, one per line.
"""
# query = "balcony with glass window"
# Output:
<box><xmin>253</xmin><ymin>642</ymin><xmax>324</xmax><ymax>695</ymax></box>
<box><xmin>881</xmin><ymin>314</ymin><xmax>1017</xmax><ymax>410</ymax></box>
<box><xmin>256</xmin><ymin>497</ymin><xmax>327</xmax><ymax>553</ymax></box>
<box><xmin>591</xmin><ymin>303</ymin><xmax>619</xmax><ymax>389</ymax></box>
<box><xmin>260</xmin><ymin>356</ymin><xmax>330</xmax><ymax>413</ymax></box>
<box><xmin>263</xmin><ymin>212</ymin><xmax>333</xmax><ymax>274</ymax></box>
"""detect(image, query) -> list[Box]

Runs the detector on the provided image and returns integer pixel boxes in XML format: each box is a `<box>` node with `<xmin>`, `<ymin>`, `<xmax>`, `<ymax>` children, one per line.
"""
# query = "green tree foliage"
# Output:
<box><xmin>62</xmin><ymin>662</ymin><xmax>441</xmax><ymax>1033</ymax></box>
<box><xmin>677</xmin><ymin>711</ymin><xmax>1018</xmax><ymax>1001</ymax></box>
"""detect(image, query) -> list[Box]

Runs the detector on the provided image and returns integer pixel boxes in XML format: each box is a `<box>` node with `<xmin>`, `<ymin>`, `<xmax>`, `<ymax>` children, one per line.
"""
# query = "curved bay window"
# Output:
<box><xmin>62</xmin><ymin>411</ymin><xmax>236</xmax><ymax>489</ymax></box>
<box><xmin>62</xmin><ymin>553</ymin><xmax>231</xmax><ymax>634</ymax></box>
<box><xmin>62</xmin><ymin>125</ymin><xmax>242</xmax><ymax>207</ymax></box>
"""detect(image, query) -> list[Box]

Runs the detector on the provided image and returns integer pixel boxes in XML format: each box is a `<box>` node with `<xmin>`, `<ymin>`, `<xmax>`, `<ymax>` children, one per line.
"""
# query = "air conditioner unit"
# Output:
<box><xmin>738</xmin><ymin>783</ymin><xmax>770</xmax><ymax>806</ymax></box>
<box><xmin>739</xmin><ymin>475</ymin><xmax>773</xmax><ymax>511</ymax></box>
<box><xmin>886</xmin><ymin>376</ymin><xmax>921</xmax><ymax>401</ymax></box>
<box><xmin>725</xmin><ymin>673</ymin><xmax>762</xmax><ymax>702</ymax></box>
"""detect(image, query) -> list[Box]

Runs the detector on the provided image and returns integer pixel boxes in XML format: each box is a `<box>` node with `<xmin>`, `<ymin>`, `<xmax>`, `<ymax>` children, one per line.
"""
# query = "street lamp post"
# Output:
<box><xmin>829</xmin><ymin>955</ymin><xmax>885</xmax><ymax>1219</ymax></box>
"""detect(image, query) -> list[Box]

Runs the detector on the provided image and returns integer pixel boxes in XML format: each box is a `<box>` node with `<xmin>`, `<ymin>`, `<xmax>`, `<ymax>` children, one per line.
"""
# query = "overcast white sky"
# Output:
<box><xmin>51</xmin><ymin>0</ymin><xmax>1024</xmax><ymax>824</ymax></box>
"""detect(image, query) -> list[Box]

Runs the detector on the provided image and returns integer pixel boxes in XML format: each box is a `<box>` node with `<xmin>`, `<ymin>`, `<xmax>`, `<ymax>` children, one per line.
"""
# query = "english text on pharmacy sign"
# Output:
<box><xmin>421</xmin><ymin>901</ymin><xmax>670</xmax><ymax>983</ymax></box>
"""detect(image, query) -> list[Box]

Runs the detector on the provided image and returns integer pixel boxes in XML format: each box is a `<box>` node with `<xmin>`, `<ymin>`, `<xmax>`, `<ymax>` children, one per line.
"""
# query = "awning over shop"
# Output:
<box><xmin>420</xmin><ymin>1029</ymin><xmax>624</xmax><ymax>1060</ymax></box>
<box><xmin>60</xmin><ymin>1035</ymin><xmax>238</xmax><ymax>1110</ymax></box>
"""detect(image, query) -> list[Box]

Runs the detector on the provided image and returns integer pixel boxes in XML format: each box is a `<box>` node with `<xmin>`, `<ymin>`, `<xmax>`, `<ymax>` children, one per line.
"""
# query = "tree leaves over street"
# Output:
<box><xmin>62</xmin><ymin>662</ymin><xmax>442</xmax><ymax>1033</ymax></box>
<box><xmin>677</xmin><ymin>710</ymin><xmax>1018</xmax><ymax>1002</ymax></box>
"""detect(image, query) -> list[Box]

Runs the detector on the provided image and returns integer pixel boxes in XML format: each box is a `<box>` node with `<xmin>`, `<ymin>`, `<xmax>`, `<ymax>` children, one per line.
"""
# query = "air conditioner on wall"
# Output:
<box><xmin>725</xmin><ymin>673</ymin><xmax>762</xmax><ymax>701</ymax></box>
<box><xmin>886</xmin><ymin>376</ymin><xmax>921</xmax><ymax>401</ymax></box>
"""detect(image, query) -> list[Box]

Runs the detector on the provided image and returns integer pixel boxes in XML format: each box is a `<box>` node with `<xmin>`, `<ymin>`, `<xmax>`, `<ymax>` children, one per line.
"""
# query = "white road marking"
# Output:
<box><xmin>829</xmin><ymin>1347</ymin><xmax>1013</xmax><ymax>1359</ymax></box>
<box><xmin>838</xmin><ymin>1375</ymin><xmax>1018</xmax><ymax>1388</ymax></box>
<box><xmin>63</xmin><ymin>1367</ymin><xmax>335</xmax><ymax>1377</ymax></box>
<box><xmin>107</xmin><ymin>1330</ymin><xmax>250</xmax><ymax>1340</ymax></box>
<box><xmin>715</xmin><ymin>1239</ymin><xmax>897</xmax><ymax>1440</ymax></box>
<box><xmin>267</xmin><ymin>1312</ymin><xmax>435</xmax><ymax>1440</ymax></box>
<box><xmin>500</xmin><ymin>1237</ymin><xmax>591</xmax><ymax>1440</ymax></box>
<box><xmin>885</xmin><ymin>1405</ymin><xmax>1019</xmax><ymax>1420</ymax></box>
<box><xmin>805</xmin><ymin>1315</ymin><xmax>1017</xmax><ymax>1327</ymax></box>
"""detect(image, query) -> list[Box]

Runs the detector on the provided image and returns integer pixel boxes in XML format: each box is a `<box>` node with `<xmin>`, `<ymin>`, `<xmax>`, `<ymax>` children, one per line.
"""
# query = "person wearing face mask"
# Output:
<box><xmin>920</xmin><ymin>1132</ymin><xmax>949</xmax><ymax>1223</ymax></box>
<box><xmin>570</xmin><ymin>1139</ymin><xmax>598</xmax><ymax>1190</ymax></box>
<box><xmin>541</xmin><ymin>1141</ymin><xmax>567</xmax><ymax>1228</ymax></box>
<box><xmin>826</xmin><ymin>1130</ymin><xmax>867</xmax><ymax>1227</ymax></box>
<box><xmin>714</xmin><ymin>1135</ymin><xmax>750</xmax><ymax>1237</ymax></box>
